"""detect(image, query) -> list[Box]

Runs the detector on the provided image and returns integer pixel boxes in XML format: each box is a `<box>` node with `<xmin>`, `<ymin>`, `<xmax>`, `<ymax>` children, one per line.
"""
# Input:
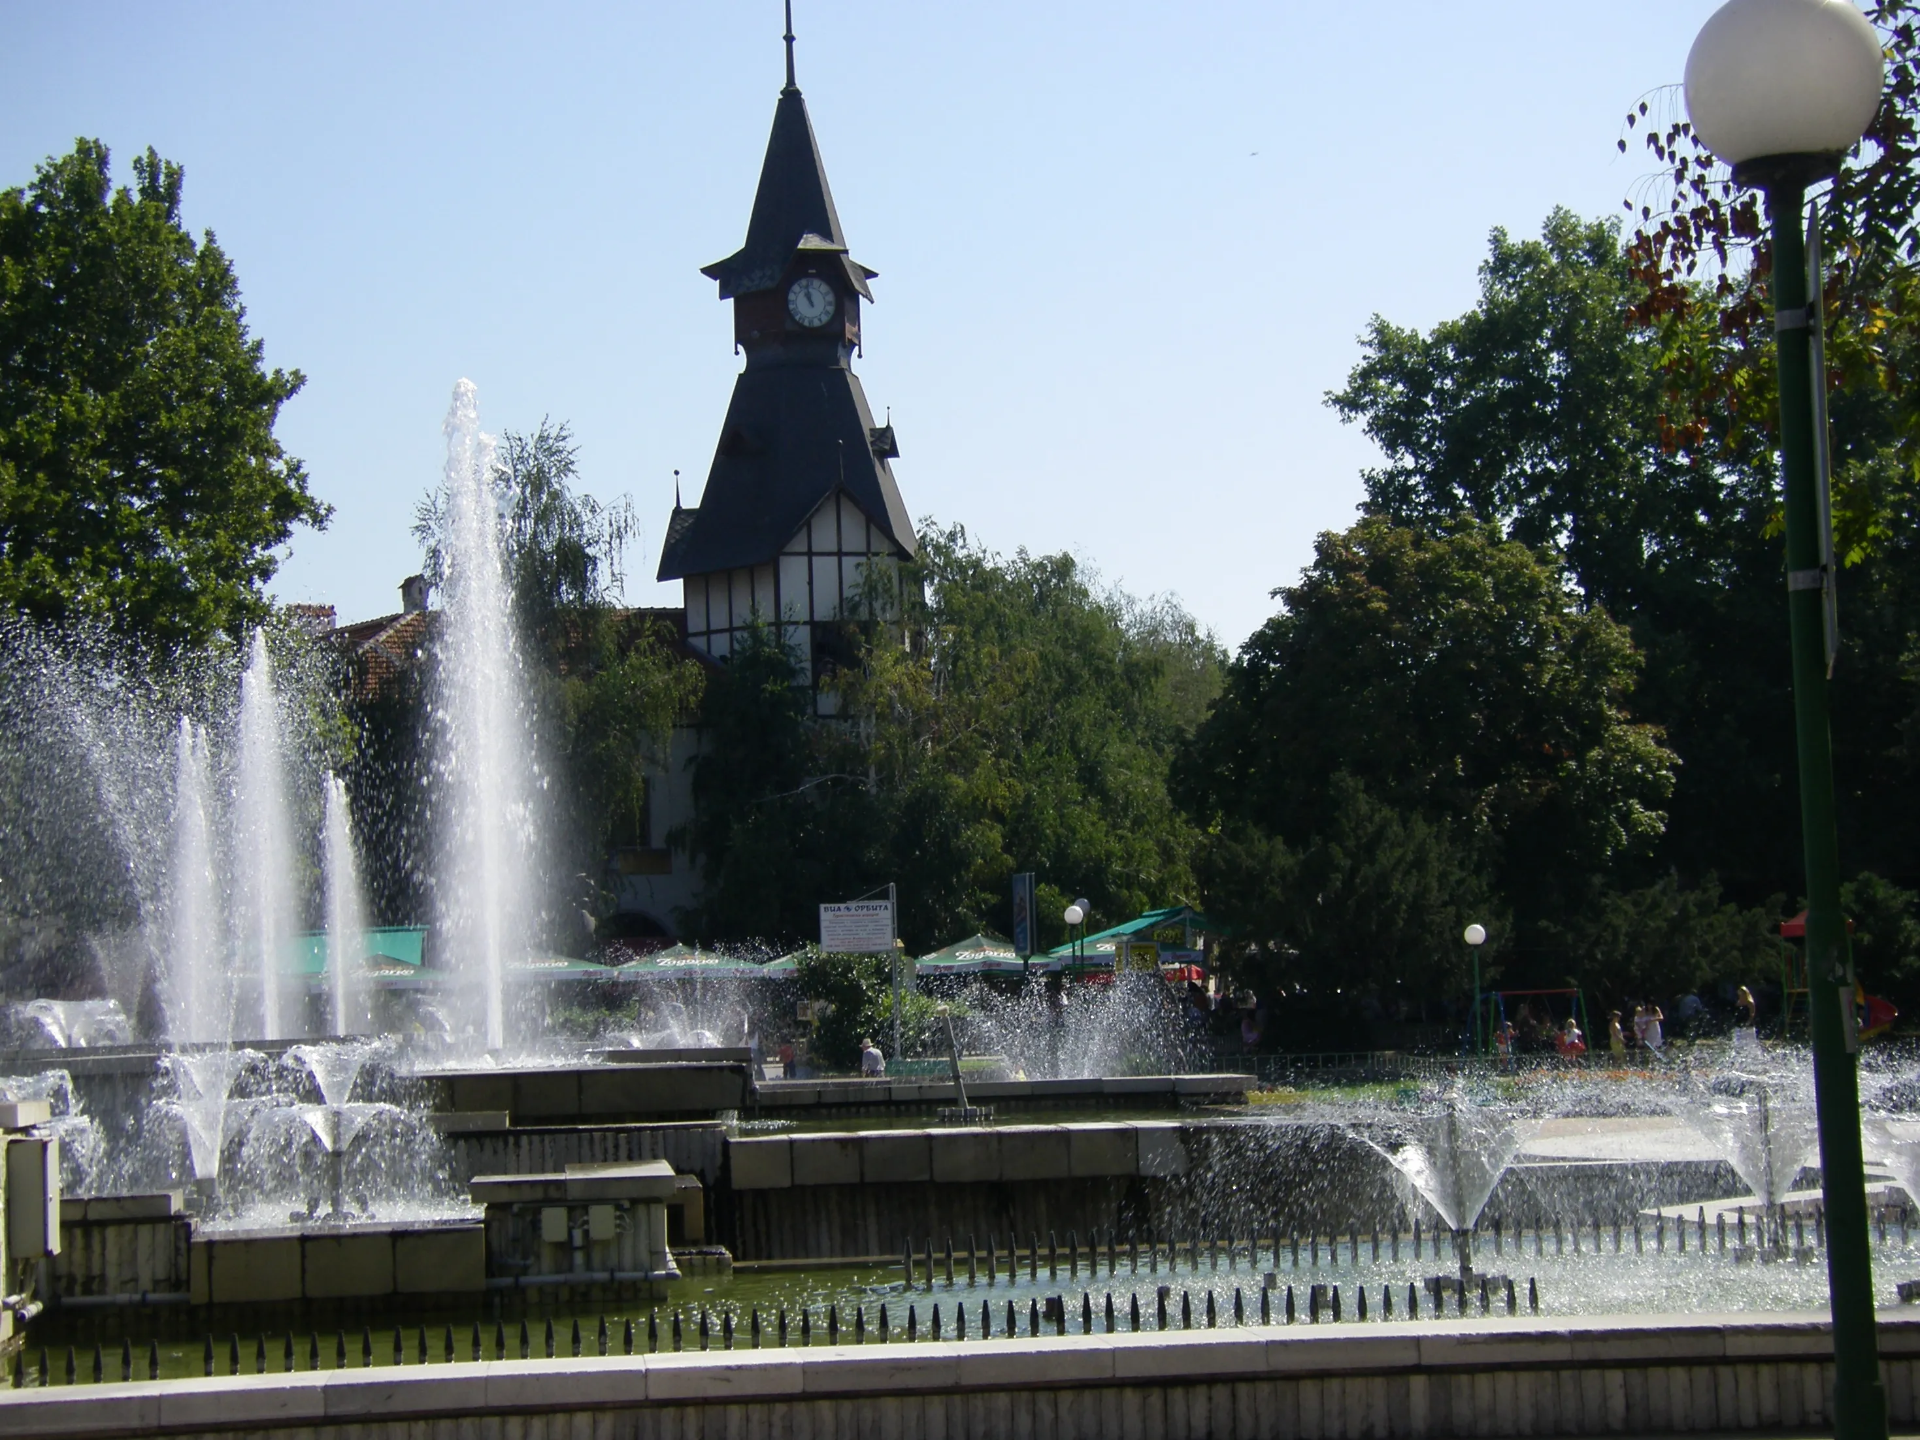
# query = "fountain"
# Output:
<box><xmin>1863</xmin><ymin>1114</ymin><xmax>1920</xmax><ymax>1209</ymax></box>
<box><xmin>1678</xmin><ymin>1063</ymin><xmax>1820</xmax><ymax>1250</ymax></box>
<box><xmin>1</xmin><ymin>998</ymin><xmax>131</xmax><ymax>1049</ymax></box>
<box><xmin>963</xmin><ymin>970</ymin><xmax>1199</xmax><ymax>1079</ymax></box>
<box><xmin>287</xmin><ymin>1040</ymin><xmax>383</xmax><ymax>1219</ymax></box>
<box><xmin>165</xmin><ymin>718</ymin><xmax>227</xmax><ymax>1047</ymax></box>
<box><xmin>430</xmin><ymin>379</ymin><xmax>535</xmax><ymax>1053</ymax></box>
<box><xmin>1347</xmin><ymin>1084</ymin><xmax>1545</xmax><ymax>1278</ymax></box>
<box><xmin>322</xmin><ymin>773</ymin><xmax>370</xmax><ymax>1037</ymax></box>
<box><xmin>163</xmin><ymin>1048</ymin><xmax>253</xmax><ymax>1199</ymax></box>
<box><xmin>235</xmin><ymin>630</ymin><xmax>295</xmax><ymax>1041</ymax></box>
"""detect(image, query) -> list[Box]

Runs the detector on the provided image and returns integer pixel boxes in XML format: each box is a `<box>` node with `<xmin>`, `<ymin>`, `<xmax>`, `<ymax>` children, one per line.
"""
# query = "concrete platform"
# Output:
<box><xmin>433</xmin><ymin>1062</ymin><xmax>750</xmax><ymax>1123</ymax></box>
<box><xmin>730</xmin><ymin>1121</ymin><xmax>1193</xmax><ymax>1190</ymax></box>
<box><xmin>750</xmin><ymin>1072</ymin><xmax>1252</xmax><ymax>1115</ymax></box>
<box><xmin>1519</xmin><ymin>1116</ymin><xmax>1727</xmax><ymax>1165</ymax></box>
<box><xmin>187</xmin><ymin>1220</ymin><xmax>486</xmax><ymax>1304</ymax></box>
<box><xmin>4</xmin><ymin>1310</ymin><xmax>1914</xmax><ymax>1438</ymax></box>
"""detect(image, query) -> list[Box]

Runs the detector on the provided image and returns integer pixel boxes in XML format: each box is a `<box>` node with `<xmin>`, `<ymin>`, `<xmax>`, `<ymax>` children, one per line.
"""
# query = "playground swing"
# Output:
<box><xmin>1485</xmin><ymin>988</ymin><xmax>1590</xmax><ymax>1060</ymax></box>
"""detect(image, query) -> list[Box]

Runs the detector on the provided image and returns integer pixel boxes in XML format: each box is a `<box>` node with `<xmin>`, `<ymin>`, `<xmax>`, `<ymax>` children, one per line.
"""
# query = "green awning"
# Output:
<box><xmin>914</xmin><ymin>933</ymin><xmax>1033</xmax><ymax>974</ymax></box>
<box><xmin>508</xmin><ymin>955</ymin><xmax>615</xmax><ymax>983</ymax></box>
<box><xmin>612</xmin><ymin>945</ymin><xmax>775</xmax><ymax>981</ymax></box>
<box><xmin>287</xmin><ymin>927</ymin><xmax>427</xmax><ymax>975</ymax></box>
<box><xmin>1048</xmin><ymin>906</ymin><xmax>1215</xmax><ymax>958</ymax></box>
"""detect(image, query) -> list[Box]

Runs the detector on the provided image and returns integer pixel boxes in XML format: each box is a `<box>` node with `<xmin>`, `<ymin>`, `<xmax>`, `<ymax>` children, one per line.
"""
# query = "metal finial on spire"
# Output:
<box><xmin>783</xmin><ymin>0</ymin><xmax>796</xmax><ymax>90</ymax></box>
<box><xmin>674</xmin><ymin>469</ymin><xmax>682</xmax><ymax>508</ymax></box>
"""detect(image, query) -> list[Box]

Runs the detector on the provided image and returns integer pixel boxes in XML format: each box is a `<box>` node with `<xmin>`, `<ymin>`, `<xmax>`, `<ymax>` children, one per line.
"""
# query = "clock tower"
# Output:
<box><xmin>658</xmin><ymin>14</ymin><xmax>916</xmax><ymax>711</ymax></box>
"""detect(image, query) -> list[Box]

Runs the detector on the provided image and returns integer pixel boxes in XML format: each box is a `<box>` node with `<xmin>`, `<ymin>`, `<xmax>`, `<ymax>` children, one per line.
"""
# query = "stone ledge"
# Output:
<box><xmin>0</xmin><ymin>1312</ymin><xmax>1898</xmax><ymax>1436</ymax></box>
<box><xmin>61</xmin><ymin>1192</ymin><xmax>183</xmax><ymax>1223</ymax></box>
<box><xmin>728</xmin><ymin>1136</ymin><xmax>793</xmax><ymax>1189</ymax></box>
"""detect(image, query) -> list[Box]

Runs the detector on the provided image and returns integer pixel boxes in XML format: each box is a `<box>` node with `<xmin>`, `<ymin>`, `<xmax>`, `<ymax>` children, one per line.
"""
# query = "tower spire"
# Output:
<box><xmin>783</xmin><ymin>0</ymin><xmax>796</xmax><ymax>91</ymax></box>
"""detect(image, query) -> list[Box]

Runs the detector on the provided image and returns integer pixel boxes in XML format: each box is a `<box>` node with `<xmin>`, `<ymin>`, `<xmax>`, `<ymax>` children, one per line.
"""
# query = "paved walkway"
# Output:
<box><xmin>1519</xmin><ymin>1116</ymin><xmax>1726</xmax><ymax>1165</ymax></box>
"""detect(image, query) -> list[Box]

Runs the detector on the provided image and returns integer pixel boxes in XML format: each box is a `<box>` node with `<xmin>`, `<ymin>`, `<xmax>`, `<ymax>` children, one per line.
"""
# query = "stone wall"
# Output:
<box><xmin>749</xmin><ymin>1074</ymin><xmax>1252</xmax><ymax>1119</ymax></box>
<box><xmin>54</xmin><ymin>1200</ymin><xmax>189</xmax><ymax>1300</ymax></box>
<box><xmin>448</xmin><ymin>1123</ymin><xmax>726</xmax><ymax>1187</ymax></box>
<box><xmin>187</xmin><ymin>1223</ymin><xmax>484</xmax><ymax>1305</ymax></box>
<box><xmin>1</xmin><ymin>1311</ymin><xmax>1910</xmax><ymax>1439</ymax></box>
<box><xmin>432</xmin><ymin>1065</ymin><xmax>748</xmax><ymax>1124</ymax></box>
<box><xmin>721</xmin><ymin>1123</ymin><xmax>1400</xmax><ymax>1260</ymax></box>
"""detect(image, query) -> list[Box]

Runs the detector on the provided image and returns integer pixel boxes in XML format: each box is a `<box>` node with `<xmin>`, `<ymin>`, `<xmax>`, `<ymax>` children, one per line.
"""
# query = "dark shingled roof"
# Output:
<box><xmin>700</xmin><ymin>86</ymin><xmax>875</xmax><ymax>302</ymax></box>
<box><xmin>663</xmin><ymin>71</ymin><xmax>913</xmax><ymax>583</ymax></box>
<box><xmin>656</xmin><ymin>361</ymin><xmax>915</xmax><ymax>580</ymax></box>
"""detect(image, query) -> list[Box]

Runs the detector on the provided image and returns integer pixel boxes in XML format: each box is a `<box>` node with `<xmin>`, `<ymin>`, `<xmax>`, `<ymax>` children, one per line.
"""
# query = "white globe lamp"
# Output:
<box><xmin>1685</xmin><ymin>0</ymin><xmax>1884</xmax><ymax>186</ymax></box>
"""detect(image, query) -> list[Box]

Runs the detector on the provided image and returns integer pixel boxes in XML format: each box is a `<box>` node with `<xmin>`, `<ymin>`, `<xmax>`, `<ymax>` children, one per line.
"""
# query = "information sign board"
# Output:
<box><xmin>819</xmin><ymin>901</ymin><xmax>895</xmax><ymax>954</ymax></box>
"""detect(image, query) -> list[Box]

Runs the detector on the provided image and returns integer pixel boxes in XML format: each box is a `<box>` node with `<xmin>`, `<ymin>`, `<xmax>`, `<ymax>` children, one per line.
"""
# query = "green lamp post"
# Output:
<box><xmin>1464</xmin><ymin>923</ymin><xmax>1488</xmax><ymax>1056</ymax></box>
<box><xmin>1684</xmin><ymin>4</ymin><xmax>1887</xmax><ymax>1437</ymax></box>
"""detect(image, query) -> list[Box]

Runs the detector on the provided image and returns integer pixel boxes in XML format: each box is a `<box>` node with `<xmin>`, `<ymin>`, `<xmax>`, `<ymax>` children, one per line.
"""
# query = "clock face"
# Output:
<box><xmin>787</xmin><ymin>276</ymin><xmax>837</xmax><ymax>328</ymax></box>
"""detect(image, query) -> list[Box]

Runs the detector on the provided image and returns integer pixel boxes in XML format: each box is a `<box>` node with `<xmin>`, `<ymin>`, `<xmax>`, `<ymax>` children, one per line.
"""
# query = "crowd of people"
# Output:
<box><xmin>1489</xmin><ymin>986</ymin><xmax>1772</xmax><ymax>1064</ymax></box>
<box><xmin>1493</xmin><ymin>997</ymin><xmax>1677</xmax><ymax>1063</ymax></box>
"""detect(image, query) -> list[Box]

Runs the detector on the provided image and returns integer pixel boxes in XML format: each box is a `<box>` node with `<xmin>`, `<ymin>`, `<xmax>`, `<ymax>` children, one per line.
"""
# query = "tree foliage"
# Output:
<box><xmin>1177</xmin><ymin>517</ymin><xmax>1675</xmax><ymax>995</ymax></box>
<box><xmin>794</xmin><ymin>947</ymin><xmax>942</xmax><ymax>1071</ymax></box>
<box><xmin>677</xmin><ymin>525</ymin><xmax>1222</xmax><ymax>952</ymax></box>
<box><xmin>1619</xmin><ymin>3</ymin><xmax>1920</xmax><ymax>560</ymax></box>
<box><xmin>1327</xmin><ymin>213</ymin><xmax>1815</xmax><ymax>901</ymax></box>
<box><xmin>0</xmin><ymin>140</ymin><xmax>325</xmax><ymax>643</ymax></box>
<box><xmin>414</xmin><ymin>419</ymin><xmax>639</xmax><ymax>648</ymax></box>
<box><xmin>1242</xmin><ymin>172</ymin><xmax>1920</xmax><ymax>1022</ymax></box>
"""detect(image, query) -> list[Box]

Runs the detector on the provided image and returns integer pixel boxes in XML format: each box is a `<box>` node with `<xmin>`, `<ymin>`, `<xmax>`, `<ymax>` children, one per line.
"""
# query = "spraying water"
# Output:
<box><xmin>166</xmin><ymin>718</ymin><xmax>225</xmax><ymax>1046</ymax></box>
<box><xmin>165</xmin><ymin>1049</ymin><xmax>251</xmax><ymax>1185</ymax></box>
<box><xmin>1680</xmin><ymin>1063</ymin><xmax>1819</xmax><ymax>1222</ymax></box>
<box><xmin>1351</xmin><ymin>1086</ymin><xmax>1545</xmax><ymax>1234</ymax></box>
<box><xmin>322</xmin><ymin>774</ymin><xmax>370</xmax><ymax>1036</ymax></box>
<box><xmin>235</xmin><ymin>631</ymin><xmax>294</xmax><ymax>1040</ymax></box>
<box><xmin>433</xmin><ymin>379</ymin><xmax>533</xmax><ymax>1051</ymax></box>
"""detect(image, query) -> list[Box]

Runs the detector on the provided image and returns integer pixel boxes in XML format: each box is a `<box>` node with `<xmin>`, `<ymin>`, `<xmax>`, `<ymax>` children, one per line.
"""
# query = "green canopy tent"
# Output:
<box><xmin>287</xmin><ymin>927</ymin><xmax>434</xmax><ymax>990</ymax></box>
<box><xmin>1047</xmin><ymin>905</ymin><xmax>1216</xmax><ymax>975</ymax></box>
<box><xmin>507</xmin><ymin>956</ymin><xmax>616</xmax><ymax>984</ymax></box>
<box><xmin>914</xmin><ymin>932</ymin><xmax>1055</xmax><ymax>976</ymax></box>
<box><xmin>611</xmin><ymin>944</ymin><xmax>777</xmax><ymax>982</ymax></box>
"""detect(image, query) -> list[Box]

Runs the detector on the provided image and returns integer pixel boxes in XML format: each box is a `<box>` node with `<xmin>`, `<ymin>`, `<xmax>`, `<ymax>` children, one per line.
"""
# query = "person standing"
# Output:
<box><xmin>1608</xmin><ymin>1011</ymin><xmax>1627</xmax><ymax>1059</ymax></box>
<box><xmin>1642</xmin><ymin>1003</ymin><xmax>1665</xmax><ymax>1056</ymax></box>
<box><xmin>1557</xmin><ymin>1017</ymin><xmax>1585</xmax><ymax>1059</ymax></box>
<box><xmin>1733</xmin><ymin>986</ymin><xmax>1760</xmax><ymax>1051</ymax></box>
<box><xmin>860</xmin><ymin>1037</ymin><xmax>886</xmax><ymax>1078</ymax></box>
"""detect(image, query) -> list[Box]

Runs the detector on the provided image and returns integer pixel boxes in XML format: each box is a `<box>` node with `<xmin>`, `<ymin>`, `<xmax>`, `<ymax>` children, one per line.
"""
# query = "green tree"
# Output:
<box><xmin>1176</xmin><ymin>517</ymin><xmax>1676</xmax><ymax>991</ymax></box>
<box><xmin>845</xmin><ymin>525</ymin><xmax>1222</xmax><ymax>950</ymax></box>
<box><xmin>1838</xmin><ymin>872</ymin><xmax>1920</xmax><ymax>1018</ymax></box>
<box><xmin>1615</xmin><ymin>14</ymin><xmax>1920</xmax><ymax>912</ymax></box>
<box><xmin>0</xmin><ymin>140</ymin><xmax>324</xmax><ymax>643</ymax></box>
<box><xmin>678</xmin><ymin>525</ymin><xmax>1222</xmax><ymax>953</ymax></box>
<box><xmin>675</xmin><ymin>624</ymin><xmax>884</xmax><ymax>943</ymax></box>
<box><xmin>1329</xmin><ymin>210</ymin><xmax>1734</xmax><ymax>622</ymax></box>
<box><xmin>1194</xmin><ymin>778</ymin><xmax>1499</xmax><ymax>1004</ymax></box>
<box><xmin>1325</xmin><ymin>211</ymin><xmax>1920</xmax><ymax>913</ymax></box>
<box><xmin>1537</xmin><ymin>874</ymin><xmax>1786</xmax><ymax>1013</ymax></box>
<box><xmin>793</xmin><ymin>947</ymin><xmax>942</xmax><ymax>1070</ymax></box>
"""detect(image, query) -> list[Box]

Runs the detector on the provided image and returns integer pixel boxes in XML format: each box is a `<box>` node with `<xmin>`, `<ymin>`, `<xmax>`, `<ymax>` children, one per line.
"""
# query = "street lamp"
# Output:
<box><xmin>1685</xmin><ymin>6</ymin><xmax>1886</xmax><ymax>1438</ymax></box>
<box><xmin>1463</xmin><ymin>924</ymin><xmax>1487</xmax><ymax>1057</ymax></box>
<box><xmin>1063</xmin><ymin>903</ymin><xmax>1085</xmax><ymax>969</ymax></box>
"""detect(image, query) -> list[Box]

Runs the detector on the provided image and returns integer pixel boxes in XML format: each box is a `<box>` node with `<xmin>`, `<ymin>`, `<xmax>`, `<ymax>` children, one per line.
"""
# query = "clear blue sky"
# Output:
<box><xmin>1</xmin><ymin>1</ymin><xmax>1728</xmax><ymax>648</ymax></box>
